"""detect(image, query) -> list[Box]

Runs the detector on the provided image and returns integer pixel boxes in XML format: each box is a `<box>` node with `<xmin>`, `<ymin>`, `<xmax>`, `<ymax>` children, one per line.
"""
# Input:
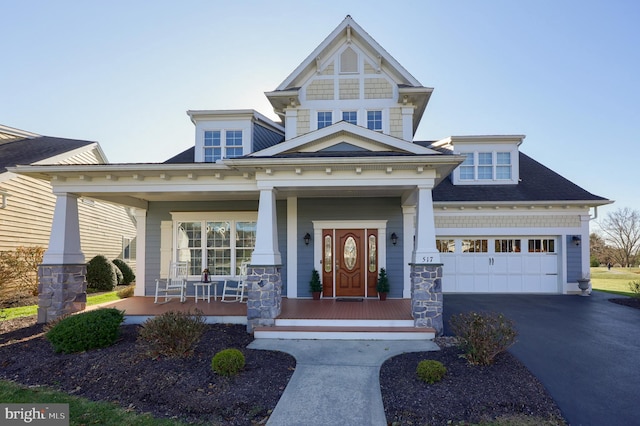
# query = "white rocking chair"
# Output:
<box><xmin>154</xmin><ymin>261</ymin><xmax>188</xmax><ymax>303</ymax></box>
<box><xmin>221</xmin><ymin>262</ymin><xmax>249</xmax><ymax>303</ymax></box>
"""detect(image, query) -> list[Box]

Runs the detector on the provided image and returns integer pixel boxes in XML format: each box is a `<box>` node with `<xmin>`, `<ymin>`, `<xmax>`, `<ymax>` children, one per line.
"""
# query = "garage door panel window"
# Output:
<box><xmin>436</xmin><ymin>239</ymin><xmax>455</xmax><ymax>253</ymax></box>
<box><xmin>495</xmin><ymin>239</ymin><xmax>521</xmax><ymax>253</ymax></box>
<box><xmin>528</xmin><ymin>238</ymin><xmax>555</xmax><ymax>253</ymax></box>
<box><xmin>462</xmin><ymin>239</ymin><xmax>488</xmax><ymax>253</ymax></box>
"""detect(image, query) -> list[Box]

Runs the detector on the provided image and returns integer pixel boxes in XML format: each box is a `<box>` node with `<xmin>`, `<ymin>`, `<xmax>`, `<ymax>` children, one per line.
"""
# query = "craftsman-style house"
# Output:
<box><xmin>11</xmin><ymin>16</ymin><xmax>609</xmax><ymax>333</ymax></box>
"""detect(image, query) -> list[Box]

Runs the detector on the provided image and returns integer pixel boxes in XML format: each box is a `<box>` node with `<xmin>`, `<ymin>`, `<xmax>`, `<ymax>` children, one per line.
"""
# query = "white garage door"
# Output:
<box><xmin>438</xmin><ymin>237</ymin><xmax>559</xmax><ymax>293</ymax></box>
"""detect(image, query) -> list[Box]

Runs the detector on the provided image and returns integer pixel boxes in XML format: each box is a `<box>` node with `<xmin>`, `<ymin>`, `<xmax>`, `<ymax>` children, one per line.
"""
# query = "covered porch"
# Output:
<box><xmin>94</xmin><ymin>296</ymin><xmax>434</xmax><ymax>340</ymax></box>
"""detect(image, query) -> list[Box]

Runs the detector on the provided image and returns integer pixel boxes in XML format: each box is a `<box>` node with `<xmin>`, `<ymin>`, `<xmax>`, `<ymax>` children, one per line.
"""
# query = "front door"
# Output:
<box><xmin>336</xmin><ymin>229</ymin><xmax>365</xmax><ymax>297</ymax></box>
<box><xmin>321</xmin><ymin>228</ymin><xmax>379</xmax><ymax>298</ymax></box>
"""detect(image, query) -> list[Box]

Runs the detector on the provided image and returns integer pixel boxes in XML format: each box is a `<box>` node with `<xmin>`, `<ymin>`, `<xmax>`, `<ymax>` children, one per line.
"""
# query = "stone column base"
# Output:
<box><xmin>246</xmin><ymin>266</ymin><xmax>282</xmax><ymax>333</ymax></box>
<box><xmin>37</xmin><ymin>264</ymin><xmax>87</xmax><ymax>323</ymax></box>
<box><xmin>410</xmin><ymin>263</ymin><xmax>443</xmax><ymax>335</ymax></box>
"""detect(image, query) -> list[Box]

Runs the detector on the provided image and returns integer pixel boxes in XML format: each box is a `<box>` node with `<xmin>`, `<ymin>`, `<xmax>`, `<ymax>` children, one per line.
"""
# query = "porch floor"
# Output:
<box><xmin>94</xmin><ymin>296</ymin><xmax>412</xmax><ymax>321</ymax></box>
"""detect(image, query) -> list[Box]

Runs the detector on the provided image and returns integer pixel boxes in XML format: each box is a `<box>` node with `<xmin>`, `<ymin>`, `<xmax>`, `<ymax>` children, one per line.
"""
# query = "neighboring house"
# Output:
<box><xmin>0</xmin><ymin>124</ymin><xmax>137</xmax><ymax>298</ymax></box>
<box><xmin>11</xmin><ymin>16</ymin><xmax>610</xmax><ymax>331</ymax></box>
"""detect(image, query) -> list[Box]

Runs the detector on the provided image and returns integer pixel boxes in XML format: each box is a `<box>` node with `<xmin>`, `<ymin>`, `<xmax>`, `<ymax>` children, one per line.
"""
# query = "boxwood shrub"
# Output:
<box><xmin>45</xmin><ymin>308</ymin><xmax>125</xmax><ymax>354</ymax></box>
<box><xmin>211</xmin><ymin>348</ymin><xmax>245</xmax><ymax>376</ymax></box>
<box><xmin>86</xmin><ymin>255</ymin><xmax>117</xmax><ymax>291</ymax></box>
<box><xmin>113</xmin><ymin>258</ymin><xmax>135</xmax><ymax>285</ymax></box>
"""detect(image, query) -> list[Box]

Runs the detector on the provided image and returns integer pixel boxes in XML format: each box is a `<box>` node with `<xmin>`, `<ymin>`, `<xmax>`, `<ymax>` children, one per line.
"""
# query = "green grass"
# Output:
<box><xmin>590</xmin><ymin>267</ymin><xmax>640</xmax><ymax>297</ymax></box>
<box><xmin>0</xmin><ymin>380</ymin><xmax>191</xmax><ymax>426</ymax></box>
<box><xmin>1</xmin><ymin>291</ymin><xmax>120</xmax><ymax>321</ymax></box>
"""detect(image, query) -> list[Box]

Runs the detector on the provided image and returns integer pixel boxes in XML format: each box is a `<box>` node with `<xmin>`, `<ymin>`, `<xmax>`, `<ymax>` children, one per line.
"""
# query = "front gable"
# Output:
<box><xmin>265</xmin><ymin>16</ymin><xmax>432</xmax><ymax>141</ymax></box>
<box><xmin>250</xmin><ymin>121</ymin><xmax>439</xmax><ymax>158</ymax></box>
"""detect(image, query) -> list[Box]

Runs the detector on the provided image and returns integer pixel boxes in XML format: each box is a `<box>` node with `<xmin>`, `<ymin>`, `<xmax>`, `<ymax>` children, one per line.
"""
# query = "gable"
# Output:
<box><xmin>265</xmin><ymin>16</ymin><xmax>432</xmax><ymax>138</ymax></box>
<box><xmin>0</xmin><ymin>136</ymin><xmax>98</xmax><ymax>174</ymax></box>
<box><xmin>250</xmin><ymin>121</ymin><xmax>439</xmax><ymax>157</ymax></box>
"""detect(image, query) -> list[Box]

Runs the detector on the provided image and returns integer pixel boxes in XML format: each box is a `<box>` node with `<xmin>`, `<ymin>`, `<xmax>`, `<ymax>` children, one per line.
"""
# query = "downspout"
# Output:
<box><xmin>590</xmin><ymin>206</ymin><xmax>598</xmax><ymax>221</ymax></box>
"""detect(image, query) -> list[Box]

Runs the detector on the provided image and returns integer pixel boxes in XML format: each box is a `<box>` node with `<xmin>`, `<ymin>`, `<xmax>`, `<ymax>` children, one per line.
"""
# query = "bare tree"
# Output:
<box><xmin>597</xmin><ymin>207</ymin><xmax>640</xmax><ymax>267</ymax></box>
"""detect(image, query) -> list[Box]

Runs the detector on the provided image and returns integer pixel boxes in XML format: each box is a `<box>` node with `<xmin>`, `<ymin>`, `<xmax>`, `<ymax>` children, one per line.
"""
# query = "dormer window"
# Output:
<box><xmin>459</xmin><ymin>151</ymin><xmax>513</xmax><ymax>181</ymax></box>
<box><xmin>204</xmin><ymin>130</ymin><xmax>243</xmax><ymax>162</ymax></box>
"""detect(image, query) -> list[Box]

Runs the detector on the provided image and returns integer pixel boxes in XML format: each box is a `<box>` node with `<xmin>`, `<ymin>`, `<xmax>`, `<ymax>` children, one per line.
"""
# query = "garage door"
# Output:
<box><xmin>438</xmin><ymin>237</ymin><xmax>559</xmax><ymax>293</ymax></box>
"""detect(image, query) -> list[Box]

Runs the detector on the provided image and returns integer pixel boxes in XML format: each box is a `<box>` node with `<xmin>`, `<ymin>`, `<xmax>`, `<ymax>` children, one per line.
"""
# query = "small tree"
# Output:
<box><xmin>376</xmin><ymin>268</ymin><xmax>390</xmax><ymax>293</ymax></box>
<box><xmin>309</xmin><ymin>269</ymin><xmax>322</xmax><ymax>293</ymax></box>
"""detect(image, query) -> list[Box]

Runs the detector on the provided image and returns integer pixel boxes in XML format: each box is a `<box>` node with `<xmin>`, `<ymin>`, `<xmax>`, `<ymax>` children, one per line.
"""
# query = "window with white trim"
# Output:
<box><xmin>203</xmin><ymin>130</ymin><xmax>243</xmax><ymax>162</ymax></box>
<box><xmin>367</xmin><ymin>110</ymin><xmax>382</xmax><ymax>131</ymax></box>
<box><xmin>459</xmin><ymin>151</ymin><xmax>512</xmax><ymax>181</ymax></box>
<box><xmin>176</xmin><ymin>217</ymin><xmax>256</xmax><ymax>276</ymax></box>
<box><xmin>122</xmin><ymin>237</ymin><xmax>132</xmax><ymax>260</ymax></box>
<box><xmin>317</xmin><ymin>111</ymin><xmax>332</xmax><ymax>129</ymax></box>
<box><xmin>342</xmin><ymin>111</ymin><xmax>357</xmax><ymax>125</ymax></box>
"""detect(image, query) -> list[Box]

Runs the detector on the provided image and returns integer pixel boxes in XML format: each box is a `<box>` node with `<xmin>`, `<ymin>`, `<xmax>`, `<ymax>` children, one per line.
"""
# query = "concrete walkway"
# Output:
<box><xmin>248</xmin><ymin>339</ymin><xmax>438</xmax><ymax>426</ymax></box>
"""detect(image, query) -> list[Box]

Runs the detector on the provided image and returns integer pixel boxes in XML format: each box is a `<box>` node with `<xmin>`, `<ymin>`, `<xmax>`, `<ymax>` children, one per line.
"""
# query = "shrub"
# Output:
<box><xmin>137</xmin><ymin>310</ymin><xmax>206</xmax><ymax>358</ymax></box>
<box><xmin>0</xmin><ymin>246</ymin><xmax>45</xmax><ymax>298</ymax></box>
<box><xmin>629</xmin><ymin>281</ymin><xmax>640</xmax><ymax>299</ymax></box>
<box><xmin>211</xmin><ymin>348</ymin><xmax>245</xmax><ymax>376</ymax></box>
<box><xmin>86</xmin><ymin>255</ymin><xmax>117</xmax><ymax>291</ymax></box>
<box><xmin>45</xmin><ymin>308</ymin><xmax>124</xmax><ymax>354</ymax></box>
<box><xmin>590</xmin><ymin>257</ymin><xmax>600</xmax><ymax>267</ymax></box>
<box><xmin>416</xmin><ymin>359</ymin><xmax>447</xmax><ymax>384</ymax></box>
<box><xmin>112</xmin><ymin>259</ymin><xmax>135</xmax><ymax>285</ymax></box>
<box><xmin>449</xmin><ymin>311</ymin><xmax>518</xmax><ymax>366</ymax></box>
<box><xmin>117</xmin><ymin>284</ymin><xmax>135</xmax><ymax>298</ymax></box>
<box><xmin>113</xmin><ymin>263</ymin><xmax>124</xmax><ymax>285</ymax></box>
<box><xmin>376</xmin><ymin>267</ymin><xmax>390</xmax><ymax>293</ymax></box>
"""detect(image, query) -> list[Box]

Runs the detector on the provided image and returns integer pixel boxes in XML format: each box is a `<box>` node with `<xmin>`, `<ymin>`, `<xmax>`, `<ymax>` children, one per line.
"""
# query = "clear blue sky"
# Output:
<box><xmin>2</xmin><ymin>1</ymin><xmax>638</xmax><ymax>221</ymax></box>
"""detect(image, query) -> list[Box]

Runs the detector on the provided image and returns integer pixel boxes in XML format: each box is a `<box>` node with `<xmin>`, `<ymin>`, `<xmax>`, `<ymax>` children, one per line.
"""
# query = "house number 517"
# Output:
<box><xmin>422</xmin><ymin>256</ymin><xmax>434</xmax><ymax>263</ymax></box>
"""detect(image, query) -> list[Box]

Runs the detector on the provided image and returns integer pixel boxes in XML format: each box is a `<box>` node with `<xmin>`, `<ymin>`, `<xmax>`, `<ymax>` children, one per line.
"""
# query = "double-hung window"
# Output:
<box><xmin>318</xmin><ymin>111</ymin><xmax>332</xmax><ymax>129</ymax></box>
<box><xmin>342</xmin><ymin>111</ymin><xmax>357</xmax><ymax>125</ymax></box>
<box><xmin>367</xmin><ymin>110</ymin><xmax>382</xmax><ymax>131</ymax></box>
<box><xmin>204</xmin><ymin>131</ymin><xmax>222</xmax><ymax>162</ymax></box>
<box><xmin>203</xmin><ymin>130</ymin><xmax>243</xmax><ymax>162</ymax></box>
<box><xmin>176</xmin><ymin>215</ymin><xmax>256</xmax><ymax>277</ymax></box>
<box><xmin>225</xmin><ymin>130</ymin><xmax>243</xmax><ymax>158</ymax></box>
<box><xmin>459</xmin><ymin>151</ymin><xmax>512</xmax><ymax>181</ymax></box>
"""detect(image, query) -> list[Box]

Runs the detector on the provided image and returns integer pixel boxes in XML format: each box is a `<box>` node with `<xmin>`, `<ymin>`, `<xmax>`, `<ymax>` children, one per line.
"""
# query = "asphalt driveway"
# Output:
<box><xmin>443</xmin><ymin>291</ymin><xmax>640</xmax><ymax>426</ymax></box>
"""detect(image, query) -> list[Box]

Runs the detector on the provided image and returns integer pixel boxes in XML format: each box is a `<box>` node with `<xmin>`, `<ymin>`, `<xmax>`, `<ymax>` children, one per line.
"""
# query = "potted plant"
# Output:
<box><xmin>376</xmin><ymin>268</ymin><xmax>390</xmax><ymax>301</ymax></box>
<box><xmin>577</xmin><ymin>275</ymin><xmax>591</xmax><ymax>297</ymax></box>
<box><xmin>309</xmin><ymin>269</ymin><xmax>322</xmax><ymax>300</ymax></box>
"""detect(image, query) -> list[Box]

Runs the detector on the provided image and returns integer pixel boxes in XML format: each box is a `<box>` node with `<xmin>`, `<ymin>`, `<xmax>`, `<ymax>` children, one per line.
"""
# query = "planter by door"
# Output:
<box><xmin>577</xmin><ymin>279</ymin><xmax>590</xmax><ymax>297</ymax></box>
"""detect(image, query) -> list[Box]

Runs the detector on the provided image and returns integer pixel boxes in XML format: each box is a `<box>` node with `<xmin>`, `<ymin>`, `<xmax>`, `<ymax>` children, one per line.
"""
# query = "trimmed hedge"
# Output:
<box><xmin>113</xmin><ymin>259</ymin><xmax>135</xmax><ymax>285</ymax></box>
<box><xmin>86</xmin><ymin>255</ymin><xmax>117</xmax><ymax>291</ymax></box>
<box><xmin>45</xmin><ymin>308</ymin><xmax>125</xmax><ymax>354</ymax></box>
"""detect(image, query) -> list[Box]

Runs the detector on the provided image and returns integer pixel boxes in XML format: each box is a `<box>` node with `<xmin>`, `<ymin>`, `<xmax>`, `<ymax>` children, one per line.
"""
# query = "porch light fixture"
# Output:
<box><xmin>391</xmin><ymin>232</ymin><xmax>398</xmax><ymax>246</ymax></box>
<box><xmin>303</xmin><ymin>233</ymin><xmax>311</xmax><ymax>246</ymax></box>
<box><xmin>572</xmin><ymin>235</ymin><xmax>581</xmax><ymax>246</ymax></box>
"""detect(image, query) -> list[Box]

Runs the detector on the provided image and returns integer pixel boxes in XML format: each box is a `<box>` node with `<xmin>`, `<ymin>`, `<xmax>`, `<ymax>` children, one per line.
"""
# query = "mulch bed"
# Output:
<box><xmin>0</xmin><ymin>316</ymin><xmax>567</xmax><ymax>425</ymax></box>
<box><xmin>608</xmin><ymin>297</ymin><xmax>640</xmax><ymax>309</ymax></box>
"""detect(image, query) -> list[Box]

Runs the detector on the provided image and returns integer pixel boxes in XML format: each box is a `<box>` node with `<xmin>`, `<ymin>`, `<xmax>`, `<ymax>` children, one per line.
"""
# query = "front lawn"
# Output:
<box><xmin>590</xmin><ymin>267</ymin><xmax>640</xmax><ymax>297</ymax></box>
<box><xmin>1</xmin><ymin>291</ymin><xmax>120</xmax><ymax>321</ymax></box>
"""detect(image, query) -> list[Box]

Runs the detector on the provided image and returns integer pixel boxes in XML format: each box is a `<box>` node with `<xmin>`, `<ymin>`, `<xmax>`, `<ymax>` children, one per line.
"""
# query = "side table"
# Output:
<box><xmin>194</xmin><ymin>281</ymin><xmax>218</xmax><ymax>303</ymax></box>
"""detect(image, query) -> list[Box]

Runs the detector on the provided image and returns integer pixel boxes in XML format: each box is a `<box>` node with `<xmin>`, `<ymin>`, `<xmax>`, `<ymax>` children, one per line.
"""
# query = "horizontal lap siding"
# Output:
<box><xmin>296</xmin><ymin>197</ymin><xmax>403</xmax><ymax>298</ymax></box>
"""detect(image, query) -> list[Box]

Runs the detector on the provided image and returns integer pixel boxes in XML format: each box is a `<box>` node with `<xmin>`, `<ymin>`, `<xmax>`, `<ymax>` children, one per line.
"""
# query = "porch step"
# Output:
<box><xmin>253</xmin><ymin>325</ymin><xmax>435</xmax><ymax>340</ymax></box>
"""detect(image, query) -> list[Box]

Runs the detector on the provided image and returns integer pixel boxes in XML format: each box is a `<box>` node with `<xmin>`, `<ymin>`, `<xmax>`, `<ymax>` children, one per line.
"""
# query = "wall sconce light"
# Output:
<box><xmin>303</xmin><ymin>233</ymin><xmax>311</xmax><ymax>246</ymax></box>
<box><xmin>391</xmin><ymin>232</ymin><xmax>398</xmax><ymax>246</ymax></box>
<box><xmin>572</xmin><ymin>235</ymin><xmax>581</xmax><ymax>246</ymax></box>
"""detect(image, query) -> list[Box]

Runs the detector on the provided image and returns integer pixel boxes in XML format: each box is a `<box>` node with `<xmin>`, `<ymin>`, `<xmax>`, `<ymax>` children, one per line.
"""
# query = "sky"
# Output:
<box><xmin>1</xmin><ymin>0</ymin><xmax>638</xmax><ymax>222</ymax></box>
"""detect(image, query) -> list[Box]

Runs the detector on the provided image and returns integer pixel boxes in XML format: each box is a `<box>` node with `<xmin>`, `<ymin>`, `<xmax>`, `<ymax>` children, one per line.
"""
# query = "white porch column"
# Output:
<box><xmin>286</xmin><ymin>196</ymin><xmax>298</xmax><ymax>298</ymax></box>
<box><xmin>251</xmin><ymin>187</ymin><xmax>282</xmax><ymax>265</ymax></box>
<box><xmin>134</xmin><ymin>208</ymin><xmax>147</xmax><ymax>296</ymax></box>
<box><xmin>43</xmin><ymin>192</ymin><xmax>84</xmax><ymax>264</ymax></box>
<box><xmin>413</xmin><ymin>186</ymin><xmax>440</xmax><ymax>264</ymax></box>
<box><xmin>402</xmin><ymin>205</ymin><xmax>416</xmax><ymax>298</ymax></box>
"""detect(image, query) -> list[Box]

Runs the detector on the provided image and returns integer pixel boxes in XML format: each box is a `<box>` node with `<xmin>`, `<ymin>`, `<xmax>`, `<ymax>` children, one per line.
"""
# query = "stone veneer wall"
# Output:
<box><xmin>246</xmin><ymin>266</ymin><xmax>282</xmax><ymax>332</ymax></box>
<box><xmin>410</xmin><ymin>264</ymin><xmax>443</xmax><ymax>335</ymax></box>
<box><xmin>37</xmin><ymin>264</ymin><xmax>87</xmax><ymax>323</ymax></box>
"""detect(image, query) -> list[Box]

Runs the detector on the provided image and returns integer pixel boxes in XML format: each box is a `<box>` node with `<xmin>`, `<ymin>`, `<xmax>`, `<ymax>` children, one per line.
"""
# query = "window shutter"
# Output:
<box><xmin>160</xmin><ymin>221</ymin><xmax>173</xmax><ymax>278</ymax></box>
